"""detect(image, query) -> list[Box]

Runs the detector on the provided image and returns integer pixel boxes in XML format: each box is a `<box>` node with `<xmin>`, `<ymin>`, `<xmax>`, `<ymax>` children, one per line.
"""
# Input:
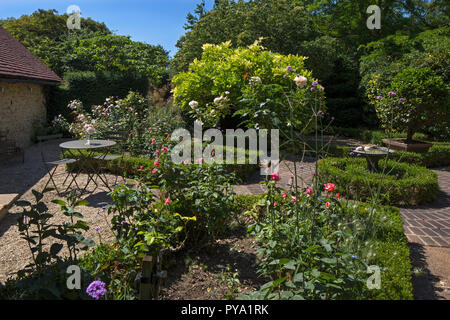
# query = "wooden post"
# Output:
<box><xmin>139</xmin><ymin>255</ymin><xmax>153</xmax><ymax>300</ymax></box>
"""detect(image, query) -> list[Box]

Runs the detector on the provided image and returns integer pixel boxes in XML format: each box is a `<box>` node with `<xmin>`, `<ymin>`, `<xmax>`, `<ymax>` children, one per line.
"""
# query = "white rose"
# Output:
<box><xmin>294</xmin><ymin>75</ymin><xmax>308</xmax><ymax>88</ymax></box>
<box><xmin>214</xmin><ymin>97</ymin><xmax>222</xmax><ymax>104</ymax></box>
<box><xmin>86</xmin><ymin>126</ymin><xmax>96</xmax><ymax>135</ymax></box>
<box><xmin>250</xmin><ymin>76</ymin><xmax>262</xmax><ymax>84</ymax></box>
<box><xmin>189</xmin><ymin>100</ymin><xmax>199</xmax><ymax>109</ymax></box>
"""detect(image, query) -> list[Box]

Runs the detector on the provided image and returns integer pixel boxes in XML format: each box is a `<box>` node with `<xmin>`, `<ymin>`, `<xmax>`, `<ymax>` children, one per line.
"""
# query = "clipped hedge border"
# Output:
<box><xmin>326</xmin><ymin>126</ymin><xmax>437</xmax><ymax>146</ymax></box>
<box><xmin>317</xmin><ymin>157</ymin><xmax>438</xmax><ymax>206</ymax></box>
<box><xmin>63</xmin><ymin>150</ymin><xmax>258</xmax><ymax>184</ymax></box>
<box><xmin>233</xmin><ymin>194</ymin><xmax>413</xmax><ymax>300</ymax></box>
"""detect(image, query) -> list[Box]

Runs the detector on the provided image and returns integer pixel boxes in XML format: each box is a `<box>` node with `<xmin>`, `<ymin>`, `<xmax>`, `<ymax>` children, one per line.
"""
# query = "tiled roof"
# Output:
<box><xmin>0</xmin><ymin>26</ymin><xmax>62</xmax><ymax>84</ymax></box>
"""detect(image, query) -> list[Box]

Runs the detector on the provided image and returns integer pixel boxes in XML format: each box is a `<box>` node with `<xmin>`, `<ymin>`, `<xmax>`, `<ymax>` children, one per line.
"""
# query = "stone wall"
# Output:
<box><xmin>0</xmin><ymin>81</ymin><xmax>46</xmax><ymax>148</ymax></box>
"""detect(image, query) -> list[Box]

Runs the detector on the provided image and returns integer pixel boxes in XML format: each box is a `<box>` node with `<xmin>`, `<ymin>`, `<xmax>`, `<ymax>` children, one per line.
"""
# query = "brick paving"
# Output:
<box><xmin>234</xmin><ymin>156</ymin><xmax>316</xmax><ymax>195</ymax></box>
<box><xmin>400</xmin><ymin>167</ymin><xmax>450</xmax><ymax>248</ymax></box>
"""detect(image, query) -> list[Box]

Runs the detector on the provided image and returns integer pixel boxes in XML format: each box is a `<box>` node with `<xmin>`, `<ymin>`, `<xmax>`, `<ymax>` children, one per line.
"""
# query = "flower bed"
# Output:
<box><xmin>317</xmin><ymin>157</ymin><xmax>438</xmax><ymax>205</ymax></box>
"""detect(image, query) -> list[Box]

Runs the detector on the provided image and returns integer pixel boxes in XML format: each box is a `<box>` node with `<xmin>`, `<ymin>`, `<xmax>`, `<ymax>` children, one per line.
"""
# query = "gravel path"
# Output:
<box><xmin>0</xmin><ymin>140</ymin><xmax>121</xmax><ymax>282</ymax></box>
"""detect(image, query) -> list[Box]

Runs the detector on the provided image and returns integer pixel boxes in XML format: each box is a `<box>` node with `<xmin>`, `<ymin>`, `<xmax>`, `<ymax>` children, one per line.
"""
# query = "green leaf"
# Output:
<box><xmin>51</xmin><ymin>200</ymin><xmax>66</xmax><ymax>206</ymax></box>
<box><xmin>75</xmin><ymin>200</ymin><xmax>89</xmax><ymax>207</ymax></box>
<box><xmin>272</xmin><ymin>276</ymin><xmax>287</xmax><ymax>287</ymax></box>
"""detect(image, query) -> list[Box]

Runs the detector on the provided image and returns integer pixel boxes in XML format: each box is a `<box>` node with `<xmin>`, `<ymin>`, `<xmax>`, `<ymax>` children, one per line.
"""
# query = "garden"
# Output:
<box><xmin>0</xmin><ymin>2</ymin><xmax>449</xmax><ymax>301</ymax></box>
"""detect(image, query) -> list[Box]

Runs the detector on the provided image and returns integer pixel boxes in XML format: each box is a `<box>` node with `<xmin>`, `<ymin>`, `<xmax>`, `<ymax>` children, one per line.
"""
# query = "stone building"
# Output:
<box><xmin>0</xmin><ymin>26</ymin><xmax>61</xmax><ymax>148</ymax></box>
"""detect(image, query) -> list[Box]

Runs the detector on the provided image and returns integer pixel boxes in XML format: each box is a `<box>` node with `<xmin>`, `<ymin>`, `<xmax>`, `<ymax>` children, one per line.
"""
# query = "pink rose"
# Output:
<box><xmin>270</xmin><ymin>173</ymin><xmax>280</xmax><ymax>181</ymax></box>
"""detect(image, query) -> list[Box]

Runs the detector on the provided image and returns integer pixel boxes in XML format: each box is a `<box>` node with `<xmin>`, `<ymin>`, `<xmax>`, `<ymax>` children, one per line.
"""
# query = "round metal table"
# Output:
<box><xmin>60</xmin><ymin>139</ymin><xmax>116</xmax><ymax>150</ymax></box>
<box><xmin>60</xmin><ymin>139</ymin><xmax>117</xmax><ymax>193</ymax></box>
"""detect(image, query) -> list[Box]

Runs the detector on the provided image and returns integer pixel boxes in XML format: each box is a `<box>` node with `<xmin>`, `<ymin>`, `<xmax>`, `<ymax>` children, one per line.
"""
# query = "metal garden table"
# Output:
<box><xmin>59</xmin><ymin>139</ymin><xmax>116</xmax><ymax>194</ymax></box>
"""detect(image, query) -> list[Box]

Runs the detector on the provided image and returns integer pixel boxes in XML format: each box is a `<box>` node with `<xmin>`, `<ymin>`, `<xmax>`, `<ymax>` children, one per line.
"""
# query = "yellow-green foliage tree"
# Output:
<box><xmin>173</xmin><ymin>41</ymin><xmax>324</xmax><ymax>130</ymax></box>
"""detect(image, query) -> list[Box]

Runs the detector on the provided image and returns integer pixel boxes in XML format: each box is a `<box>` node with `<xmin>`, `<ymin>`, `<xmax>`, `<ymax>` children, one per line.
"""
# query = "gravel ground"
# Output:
<box><xmin>0</xmin><ymin>140</ymin><xmax>123</xmax><ymax>283</ymax></box>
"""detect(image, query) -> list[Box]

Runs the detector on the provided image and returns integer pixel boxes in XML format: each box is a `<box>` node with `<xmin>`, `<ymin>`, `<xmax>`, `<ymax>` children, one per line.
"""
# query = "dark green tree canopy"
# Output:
<box><xmin>0</xmin><ymin>9</ymin><xmax>169</xmax><ymax>82</ymax></box>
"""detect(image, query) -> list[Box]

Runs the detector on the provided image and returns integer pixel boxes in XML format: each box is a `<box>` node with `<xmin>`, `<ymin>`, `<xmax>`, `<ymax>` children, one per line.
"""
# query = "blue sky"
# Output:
<box><xmin>0</xmin><ymin>0</ymin><xmax>216</xmax><ymax>57</ymax></box>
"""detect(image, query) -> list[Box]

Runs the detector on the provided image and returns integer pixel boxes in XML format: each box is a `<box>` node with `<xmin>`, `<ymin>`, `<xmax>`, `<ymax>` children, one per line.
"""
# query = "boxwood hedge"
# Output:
<box><xmin>63</xmin><ymin>148</ymin><xmax>259</xmax><ymax>184</ymax></box>
<box><xmin>317</xmin><ymin>157</ymin><xmax>438</xmax><ymax>205</ymax></box>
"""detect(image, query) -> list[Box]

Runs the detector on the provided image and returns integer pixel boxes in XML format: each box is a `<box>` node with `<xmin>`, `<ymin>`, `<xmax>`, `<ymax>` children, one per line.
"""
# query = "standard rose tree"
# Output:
<box><xmin>369</xmin><ymin>67</ymin><xmax>449</xmax><ymax>142</ymax></box>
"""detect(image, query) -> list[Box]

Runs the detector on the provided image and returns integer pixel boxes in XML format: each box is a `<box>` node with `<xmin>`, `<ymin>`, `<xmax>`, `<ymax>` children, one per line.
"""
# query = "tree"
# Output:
<box><xmin>0</xmin><ymin>9</ymin><xmax>110</xmax><ymax>75</ymax></box>
<box><xmin>68</xmin><ymin>35</ymin><xmax>170</xmax><ymax>83</ymax></box>
<box><xmin>370</xmin><ymin>68</ymin><xmax>448</xmax><ymax>141</ymax></box>
<box><xmin>361</xmin><ymin>27</ymin><xmax>450</xmax><ymax>140</ymax></box>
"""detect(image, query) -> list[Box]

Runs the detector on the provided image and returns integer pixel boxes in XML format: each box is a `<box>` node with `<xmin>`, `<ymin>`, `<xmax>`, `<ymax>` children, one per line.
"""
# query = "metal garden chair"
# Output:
<box><xmin>37</xmin><ymin>134</ymin><xmax>80</xmax><ymax>195</ymax></box>
<box><xmin>93</xmin><ymin>131</ymin><xmax>128</xmax><ymax>187</ymax></box>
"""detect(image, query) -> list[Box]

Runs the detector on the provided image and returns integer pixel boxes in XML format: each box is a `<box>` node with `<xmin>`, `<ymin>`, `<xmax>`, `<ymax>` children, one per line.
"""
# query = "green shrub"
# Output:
<box><xmin>360</xmin><ymin>28</ymin><xmax>450</xmax><ymax>141</ymax></box>
<box><xmin>173</xmin><ymin>41</ymin><xmax>322</xmax><ymax>129</ymax></box>
<box><xmin>318</xmin><ymin>157</ymin><xmax>438</xmax><ymax>205</ymax></box>
<box><xmin>370</xmin><ymin>68</ymin><xmax>448</xmax><ymax>141</ymax></box>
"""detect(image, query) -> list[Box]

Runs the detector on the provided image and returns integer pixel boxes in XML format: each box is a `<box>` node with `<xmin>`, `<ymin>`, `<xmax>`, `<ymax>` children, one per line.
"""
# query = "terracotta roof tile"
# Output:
<box><xmin>0</xmin><ymin>26</ymin><xmax>62</xmax><ymax>83</ymax></box>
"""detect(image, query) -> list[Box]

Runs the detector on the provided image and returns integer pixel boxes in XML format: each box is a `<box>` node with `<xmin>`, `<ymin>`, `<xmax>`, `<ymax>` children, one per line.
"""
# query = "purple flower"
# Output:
<box><xmin>102</xmin><ymin>205</ymin><xmax>107</xmax><ymax>210</ymax></box>
<box><xmin>312</xmin><ymin>81</ymin><xmax>318</xmax><ymax>86</ymax></box>
<box><xmin>121</xmin><ymin>220</ymin><xmax>127</xmax><ymax>224</ymax></box>
<box><xmin>95</xmin><ymin>227</ymin><xmax>100</xmax><ymax>231</ymax></box>
<box><xmin>350</xmin><ymin>152</ymin><xmax>354</xmax><ymax>156</ymax></box>
<box><xmin>349</xmin><ymin>186</ymin><xmax>353</xmax><ymax>189</ymax></box>
<box><xmin>388</xmin><ymin>91</ymin><xmax>396</xmax><ymax>97</ymax></box>
<box><xmin>300</xmin><ymin>165</ymin><xmax>304</xmax><ymax>169</ymax></box>
<box><xmin>86</xmin><ymin>280</ymin><xmax>107</xmax><ymax>300</ymax></box>
<box><xmin>376</xmin><ymin>96</ymin><xmax>382</xmax><ymax>100</ymax></box>
<box><xmin>310</xmin><ymin>87</ymin><xmax>315</xmax><ymax>91</ymax></box>
<box><xmin>331</xmin><ymin>116</ymin><xmax>335</xmax><ymax>121</ymax></box>
<box><xmin>352</xmin><ymin>255</ymin><xmax>358</xmax><ymax>259</ymax></box>
<box><xmin>309</xmin><ymin>118</ymin><xmax>312</xmax><ymax>122</ymax></box>
<box><xmin>283</xmin><ymin>74</ymin><xmax>287</xmax><ymax>78</ymax></box>
<box><xmin>345</xmin><ymin>171</ymin><xmax>348</xmax><ymax>174</ymax></box>
<box><xmin>286</xmin><ymin>66</ymin><xmax>293</xmax><ymax>72</ymax></box>
<box><xmin>399</xmin><ymin>98</ymin><xmax>405</xmax><ymax>103</ymax></box>
<box><xmin>357</xmin><ymin>153</ymin><xmax>361</xmax><ymax>157</ymax></box>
